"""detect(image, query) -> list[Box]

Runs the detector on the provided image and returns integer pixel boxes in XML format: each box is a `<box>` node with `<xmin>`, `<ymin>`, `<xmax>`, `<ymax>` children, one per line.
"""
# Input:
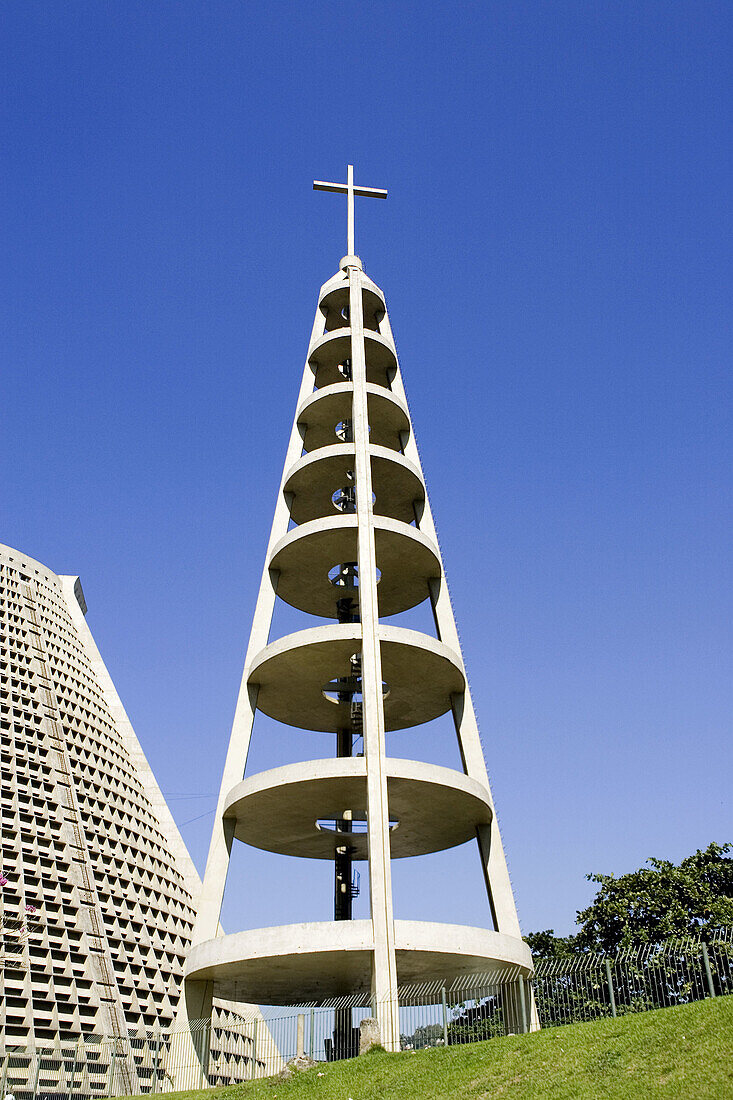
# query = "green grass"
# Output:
<box><xmin>142</xmin><ymin>997</ymin><xmax>733</xmax><ymax>1100</ymax></box>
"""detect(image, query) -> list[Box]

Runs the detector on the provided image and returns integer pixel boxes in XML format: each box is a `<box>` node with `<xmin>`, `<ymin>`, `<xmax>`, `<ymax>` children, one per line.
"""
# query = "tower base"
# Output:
<box><xmin>186</xmin><ymin>920</ymin><xmax>532</xmax><ymax>1005</ymax></box>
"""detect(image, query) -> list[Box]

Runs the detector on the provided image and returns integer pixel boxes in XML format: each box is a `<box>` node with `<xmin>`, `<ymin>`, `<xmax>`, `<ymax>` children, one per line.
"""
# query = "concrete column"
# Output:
<box><xmin>382</xmin><ymin>309</ymin><xmax>522</xmax><ymax>940</ymax></box>
<box><xmin>173</xmin><ymin>304</ymin><xmax>326</xmax><ymax>1070</ymax></box>
<box><xmin>185</xmin><ymin>306</ymin><xmax>324</xmax><ymax>948</ymax></box>
<box><xmin>348</xmin><ymin>262</ymin><xmax>400</xmax><ymax>1049</ymax></box>
<box><xmin>185</xmin><ymin>979</ymin><xmax>214</xmax><ymax>1081</ymax></box>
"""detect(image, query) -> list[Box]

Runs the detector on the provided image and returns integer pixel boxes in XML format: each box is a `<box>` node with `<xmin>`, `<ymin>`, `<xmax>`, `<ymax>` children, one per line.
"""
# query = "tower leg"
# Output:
<box><xmin>184</xmin><ymin>980</ymin><xmax>213</xmax><ymax>1087</ymax></box>
<box><xmin>171</xmin><ymin>303</ymin><xmax>328</xmax><ymax>1079</ymax></box>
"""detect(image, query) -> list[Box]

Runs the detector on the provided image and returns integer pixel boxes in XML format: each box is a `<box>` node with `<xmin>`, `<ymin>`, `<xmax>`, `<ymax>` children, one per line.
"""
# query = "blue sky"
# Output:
<box><xmin>2</xmin><ymin>2</ymin><xmax>731</xmax><ymax>938</ymax></box>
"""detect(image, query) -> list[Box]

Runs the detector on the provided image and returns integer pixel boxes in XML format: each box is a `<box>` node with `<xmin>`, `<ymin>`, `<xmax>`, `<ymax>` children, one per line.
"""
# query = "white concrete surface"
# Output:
<box><xmin>186</xmin><ymin>920</ymin><xmax>532</xmax><ymax>1004</ymax></box>
<box><xmin>222</xmin><ymin>756</ymin><xmax>492</xmax><ymax>860</ymax></box>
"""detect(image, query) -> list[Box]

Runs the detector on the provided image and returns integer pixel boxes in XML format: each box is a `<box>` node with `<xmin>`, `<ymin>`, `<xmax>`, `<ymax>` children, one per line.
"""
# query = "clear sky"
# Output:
<box><xmin>2</xmin><ymin>2</ymin><xmax>731</xmax><ymax>939</ymax></box>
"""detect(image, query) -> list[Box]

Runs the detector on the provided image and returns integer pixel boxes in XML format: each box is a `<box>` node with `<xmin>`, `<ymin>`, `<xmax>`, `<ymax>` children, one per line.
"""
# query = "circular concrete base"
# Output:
<box><xmin>186</xmin><ymin>921</ymin><xmax>533</xmax><ymax>1004</ymax></box>
<box><xmin>248</xmin><ymin>624</ymin><xmax>464</xmax><ymax>732</ymax></box>
<box><xmin>269</xmin><ymin>516</ymin><xmax>440</xmax><ymax>618</ymax></box>
<box><xmin>223</xmin><ymin>757</ymin><xmax>492</xmax><ymax>860</ymax></box>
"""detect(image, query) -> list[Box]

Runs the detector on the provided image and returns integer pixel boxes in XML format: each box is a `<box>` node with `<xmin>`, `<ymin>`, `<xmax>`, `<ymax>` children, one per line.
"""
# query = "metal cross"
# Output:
<box><xmin>313</xmin><ymin>164</ymin><xmax>387</xmax><ymax>257</ymax></box>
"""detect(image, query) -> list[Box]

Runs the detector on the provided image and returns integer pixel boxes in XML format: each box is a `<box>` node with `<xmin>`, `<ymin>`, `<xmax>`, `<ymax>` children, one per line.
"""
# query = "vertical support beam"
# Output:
<box><xmin>604</xmin><ymin>958</ymin><xmax>617</xmax><ymax>1017</ymax></box>
<box><xmin>518</xmin><ymin>977</ymin><xmax>528</xmax><ymax>1034</ymax></box>
<box><xmin>701</xmin><ymin>942</ymin><xmax>716</xmax><ymax>998</ymax></box>
<box><xmin>528</xmin><ymin>982</ymin><xmax>541</xmax><ymax>1031</ymax></box>
<box><xmin>250</xmin><ymin>1019</ymin><xmax>258</xmax><ymax>1080</ymax></box>
<box><xmin>186</xmin><ymin>320</ymin><xmax>321</xmax><ymax>950</ymax></box>
<box><xmin>172</xmin><ymin>302</ymin><xmax>326</xmax><ymax>1076</ymax></box>
<box><xmin>382</xmin><ymin>307</ymin><xmax>522</xmax><ymax>940</ymax></box>
<box><xmin>106</xmin><ymin>1049</ymin><xmax>116</xmax><ymax>1096</ymax></box>
<box><xmin>152</xmin><ymin>1032</ymin><xmax>161</xmax><ymax>1094</ymax></box>
<box><xmin>31</xmin><ymin>1050</ymin><xmax>43</xmax><ymax>1100</ymax></box>
<box><xmin>348</xmin><ymin>261</ymin><xmax>400</xmax><ymax>1050</ymax></box>
<box><xmin>441</xmin><ymin>986</ymin><xmax>449</xmax><ymax>1047</ymax></box>
<box><xmin>184</xmin><ymin>978</ymin><xmax>214</xmax><ymax>1077</ymax></box>
<box><xmin>66</xmin><ymin>1039</ymin><xmax>79</xmax><ymax>1100</ymax></box>
<box><xmin>198</xmin><ymin>1025</ymin><xmax>207</xmax><ymax>1090</ymax></box>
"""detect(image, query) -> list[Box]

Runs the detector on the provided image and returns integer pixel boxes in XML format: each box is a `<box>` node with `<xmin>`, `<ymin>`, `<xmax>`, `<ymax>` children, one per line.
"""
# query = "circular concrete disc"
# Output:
<box><xmin>308</xmin><ymin>330</ymin><xmax>397</xmax><ymax>389</ymax></box>
<box><xmin>298</xmin><ymin>383</ymin><xmax>409</xmax><ymax>452</ymax></box>
<box><xmin>269</xmin><ymin>516</ymin><xmax>440</xmax><ymax>618</ymax></box>
<box><xmin>186</xmin><ymin>921</ymin><xmax>533</xmax><ymax>1005</ymax></box>
<box><xmin>283</xmin><ymin>444</ymin><xmax>424</xmax><ymax>526</ymax></box>
<box><xmin>248</xmin><ymin>623</ymin><xmax>464</xmax><ymax>732</ymax></box>
<box><xmin>223</xmin><ymin>757</ymin><xmax>492</xmax><ymax>860</ymax></box>
<box><xmin>319</xmin><ymin>283</ymin><xmax>385</xmax><ymax>333</ymax></box>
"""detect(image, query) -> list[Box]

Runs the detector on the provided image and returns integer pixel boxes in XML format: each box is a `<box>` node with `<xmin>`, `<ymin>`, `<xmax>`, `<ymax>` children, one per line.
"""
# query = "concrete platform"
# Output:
<box><xmin>297</xmin><ymin>382</ymin><xmax>409</xmax><ymax>452</ymax></box>
<box><xmin>248</xmin><ymin>624</ymin><xmax>464</xmax><ymax>732</ymax></box>
<box><xmin>308</xmin><ymin>330</ymin><xmax>397</xmax><ymax>389</ymax></box>
<box><xmin>222</xmin><ymin>757</ymin><xmax>492</xmax><ymax>860</ymax></box>
<box><xmin>186</xmin><ymin>921</ymin><xmax>533</xmax><ymax>1004</ymax></box>
<box><xmin>283</xmin><ymin>444</ymin><xmax>424</xmax><ymax>525</ymax></box>
<box><xmin>269</xmin><ymin>515</ymin><xmax>440</xmax><ymax>618</ymax></box>
<box><xmin>319</xmin><ymin>282</ymin><xmax>385</xmax><ymax>332</ymax></box>
<box><xmin>318</xmin><ymin>264</ymin><xmax>386</xmax><ymax>313</ymax></box>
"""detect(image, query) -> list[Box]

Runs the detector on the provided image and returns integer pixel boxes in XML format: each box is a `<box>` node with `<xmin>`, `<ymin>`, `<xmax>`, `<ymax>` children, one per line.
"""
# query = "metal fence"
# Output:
<box><xmin>533</xmin><ymin>927</ymin><xmax>732</xmax><ymax>1027</ymax></box>
<box><xmin>2</xmin><ymin>928</ymin><xmax>731</xmax><ymax>1096</ymax></box>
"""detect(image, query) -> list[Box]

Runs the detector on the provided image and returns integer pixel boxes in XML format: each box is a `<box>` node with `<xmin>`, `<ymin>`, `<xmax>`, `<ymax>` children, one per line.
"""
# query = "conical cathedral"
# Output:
<box><xmin>184</xmin><ymin>167</ymin><xmax>532</xmax><ymax>1056</ymax></box>
<box><xmin>0</xmin><ymin>544</ymin><xmax>263</xmax><ymax>1089</ymax></box>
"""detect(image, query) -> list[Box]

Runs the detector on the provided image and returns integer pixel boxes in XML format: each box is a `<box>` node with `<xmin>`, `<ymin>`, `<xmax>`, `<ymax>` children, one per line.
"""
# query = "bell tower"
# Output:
<box><xmin>183</xmin><ymin>167</ymin><xmax>532</xmax><ymax>1060</ymax></box>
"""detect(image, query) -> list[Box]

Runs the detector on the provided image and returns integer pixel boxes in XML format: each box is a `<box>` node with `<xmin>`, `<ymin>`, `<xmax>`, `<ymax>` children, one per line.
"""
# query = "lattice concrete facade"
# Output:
<box><xmin>0</xmin><ymin>542</ymin><xmax>249</xmax><ymax>1070</ymax></box>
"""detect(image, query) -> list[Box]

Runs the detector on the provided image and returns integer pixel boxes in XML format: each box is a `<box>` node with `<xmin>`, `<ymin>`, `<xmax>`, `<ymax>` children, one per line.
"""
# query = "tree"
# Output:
<box><xmin>575</xmin><ymin>842</ymin><xmax>733</xmax><ymax>952</ymax></box>
<box><xmin>523</xmin><ymin>928</ymin><xmax>579</xmax><ymax>959</ymax></box>
<box><xmin>400</xmin><ymin>1023</ymin><xmax>443</xmax><ymax>1050</ymax></box>
<box><xmin>525</xmin><ymin>843</ymin><xmax>733</xmax><ymax>955</ymax></box>
<box><xmin>447</xmin><ymin>995</ymin><xmax>505</xmax><ymax>1044</ymax></box>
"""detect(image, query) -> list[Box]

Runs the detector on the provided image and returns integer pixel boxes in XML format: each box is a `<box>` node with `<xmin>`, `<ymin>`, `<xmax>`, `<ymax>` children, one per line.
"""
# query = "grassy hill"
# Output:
<box><xmin>147</xmin><ymin>996</ymin><xmax>732</xmax><ymax>1100</ymax></box>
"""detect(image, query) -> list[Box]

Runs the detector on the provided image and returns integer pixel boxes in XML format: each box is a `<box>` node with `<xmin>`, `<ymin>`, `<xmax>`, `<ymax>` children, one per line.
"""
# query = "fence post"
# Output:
<box><xmin>1</xmin><ymin>1053</ymin><xmax>9</xmax><ymax>1098</ymax></box>
<box><xmin>152</xmin><ymin>1031</ymin><xmax>161</xmax><ymax>1093</ymax></box>
<box><xmin>249</xmin><ymin>1019</ymin><xmax>258</xmax><ymax>1080</ymax></box>
<box><xmin>31</xmin><ymin>1050</ymin><xmax>43</xmax><ymax>1100</ymax></box>
<box><xmin>107</xmin><ymin>1047</ymin><xmax>116</xmax><ymax>1096</ymax></box>
<box><xmin>701</xmin><ymin>942</ymin><xmax>716</xmax><ymax>998</ymax></box>
<box><xmin>309</xmin><ymin>1009</ymin><xmax>315</xmax><ymax>1059</ymax></box>
<box><xmin>296</xmin><ymin>1013</ymin><xmax>305</xmax><ymax>1058</ymax></box>
<box><xmin>604</xmin><ymin>958</ymin><xmax>617</xmax><ymax>1018</ymax></box>
<box><xmin>198</xmin><ymin>1023</ymin><xmax>207</xmax><ymax>1090</ymax></box>
<box><xmin>518</xmin><ymin>978</ymin><xmax>528</xmax><ymax>1034</ymax></box>
<box><xmin>66</xmin><ymin>1039</ymin><xmax>79</xmax><ymax>1100</ymax></box>
<box><xmin>441</xmin><ymin>986</ymin><xmax>449</xmax><ymax>1047</ymax></box>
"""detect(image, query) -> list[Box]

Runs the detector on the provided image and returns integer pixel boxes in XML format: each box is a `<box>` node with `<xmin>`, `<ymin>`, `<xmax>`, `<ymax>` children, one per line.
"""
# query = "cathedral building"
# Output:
<box><xmin>0</xmin><ymin>542</ymin><xmax>258</xmax><ymax>1089</ymax></box>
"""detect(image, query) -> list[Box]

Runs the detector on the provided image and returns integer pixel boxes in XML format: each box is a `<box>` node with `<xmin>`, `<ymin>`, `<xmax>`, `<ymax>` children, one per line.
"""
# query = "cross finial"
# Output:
<box><xmin>313</xmin><ymin>165</ymin><xmax>387</xmax><ymax>257</ymax></box>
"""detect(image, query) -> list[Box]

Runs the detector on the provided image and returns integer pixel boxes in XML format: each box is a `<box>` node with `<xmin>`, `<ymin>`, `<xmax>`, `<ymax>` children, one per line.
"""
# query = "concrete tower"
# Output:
<box><xmin>184</xmin><ymin>167</ymin><xmax>532</xmax><ymax>1055</ymax></box>
<box><xmin>0</xmin><ymin>543</ymin><xmax>262</xmax><ymax>1088</ymax></box>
